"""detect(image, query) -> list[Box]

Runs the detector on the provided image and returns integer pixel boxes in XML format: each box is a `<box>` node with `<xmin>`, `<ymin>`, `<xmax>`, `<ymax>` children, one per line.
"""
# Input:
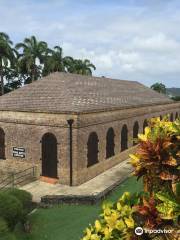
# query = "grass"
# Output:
<box><xmin>14</xmin><ymin>176</ymin><xmax>142</xmax><ymax>240</ymax></box>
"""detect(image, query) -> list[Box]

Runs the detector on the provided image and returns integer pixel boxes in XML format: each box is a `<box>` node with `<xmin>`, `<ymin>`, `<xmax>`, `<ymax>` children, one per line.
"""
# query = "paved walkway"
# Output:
<box><xmin>21</xmin><ymin>159</ymin><xmax>132</xmax><ymax>202</ymax></box>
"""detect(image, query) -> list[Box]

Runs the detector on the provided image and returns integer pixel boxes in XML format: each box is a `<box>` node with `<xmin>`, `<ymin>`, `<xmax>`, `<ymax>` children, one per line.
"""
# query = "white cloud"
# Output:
<box><xmin>132</xmin><ymin>33</ymin><xmax>180</xmax><ymax>52</ymax></box>
<box><xmin>0</xmin><ymin>0</ymin><xmax>180</xmax><ymax>87</ymax></box>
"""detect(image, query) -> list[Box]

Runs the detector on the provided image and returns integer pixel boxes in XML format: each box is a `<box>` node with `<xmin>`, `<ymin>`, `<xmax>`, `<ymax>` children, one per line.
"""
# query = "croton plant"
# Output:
<box><xmin>81</xmin><ymin>117</ymin><xmax>180</xmax><ymax>240</ymax></box>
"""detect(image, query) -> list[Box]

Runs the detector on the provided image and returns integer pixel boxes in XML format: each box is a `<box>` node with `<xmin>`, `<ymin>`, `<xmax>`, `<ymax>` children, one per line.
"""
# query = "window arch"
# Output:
<box><xmin>0</xmin><ymin>128</ymin><xmax>5</xmax><ymax>160</ymax></box>
<box><xmin>87</xmin><ymin>132</ymin><xmax>99</xmax><ymax>167</ymax></box>
<box><xmin>170</xmin><ymin>113</ymin><xmax>173</xmax><ymax>122</ymax></box>
<box><xmin>143</xmin><ymin>119</ymin><xmax>148</xmax><ymax>133</ymax></box>
<box><xmin>133</xmin><ymin>121</ymin><xmax>139</xmax><ymax>146</ymax></box>
<box><xmin>106</xmin><ymin>128</ymin><xmax>115</xmax><ymax>159</ymax></box>
<box><xmin>175</xmin><ymin>112</ymin><xmax>178</xmax><ymax>119</ymax></box>
<box><xmin>121</xmin><ymin>124</ymin><xmax>128</xmax><ymax>152</ymax></box>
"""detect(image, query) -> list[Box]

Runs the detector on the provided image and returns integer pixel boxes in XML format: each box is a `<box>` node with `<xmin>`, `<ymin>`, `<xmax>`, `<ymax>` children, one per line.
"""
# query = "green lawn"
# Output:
<box><xmin>14</xmin><ymin>177</ymin><xmax>142</xmax><ymax>240</ymax></box>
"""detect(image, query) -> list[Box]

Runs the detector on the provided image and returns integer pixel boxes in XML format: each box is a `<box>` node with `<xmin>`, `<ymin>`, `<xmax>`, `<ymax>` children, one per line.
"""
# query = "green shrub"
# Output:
<box><xmin>0</xmin><ymin>217</ymin><xmax>16</xmax><ymax>240</ymax></box>
<box><xmin>0</xmin><ymin>232</ymin><xmax>16</xmax><ymax>240</ymax></box>
<box><xmin>4</xmin><ymin>188</ymin><xmax>32</xmax><ymax>212</ymax></box>
<box><xmin>0</xmin><ymin>217</ymin><xmax>9</xmax><ymax>235</ymax></box>
<box><xmin>0</xmin><ymin>192</ymin><xmax>23</xmax><ymax>231</ymax></box>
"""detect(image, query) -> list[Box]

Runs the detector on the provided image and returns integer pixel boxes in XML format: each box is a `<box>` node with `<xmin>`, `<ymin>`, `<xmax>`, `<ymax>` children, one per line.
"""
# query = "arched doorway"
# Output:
<box><xmin>133</xmin><ymin>121</ymin><xmax>139</xmax><ymax>146</ymax></box>
<box><xmin>106</xmin><ymin>128</ymin><xmax>115</xmax><ymax>159</ymax></box>
<box><xmin>87</xmin><ymin>132</ymin><xmax>99</xmax><ymax>167</ymax></box>
<box><xmin>121</xmin><ymin>124</ymin><xmax>128</xmax><ymax>152</ymax></box>
<box><xmin>143</xmin><ymin>119</ymin><xmax>148</xmax><ymax>133</ymax></box>
<box><xmin>41</xmin><ymin>133</ymin><xmax>58</xmax><ymax>178</ymax></box>
<box><xmin>0</xmin><ymin>128</ymin><xmax>5</xmax><ymax>159</ymax></box>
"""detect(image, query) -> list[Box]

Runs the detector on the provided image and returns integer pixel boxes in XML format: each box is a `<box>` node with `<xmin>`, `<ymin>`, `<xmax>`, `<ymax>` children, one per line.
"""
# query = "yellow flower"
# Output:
<box><xmin>115</xmin><ymin>219</ymin><xmax>125</xmax><ymax>231</ymax></box>
<box><xmin>82</xmin><ymin>228</ymin><xmax>92</xmax><ymax>240</ymax></box>
<box><xmin>117</xmin><ymin>202</ymin><xmax>122</xmax><ymax>211</ymax></box>
<box><xmin>138</xmin><ymin>126</ymin><xmax>150</xmax><ymax>141</ymax></box>
<box><xmin>95</xmin><ymin>220</ymin><xmax>101</xmax><ymax>232</ymax></box>
<box><xmin>129</xmin><ymin>154</ymin><xmax>140</xmax><ymax>166</ymax></box>
<box><xmin>105</xmin><ymin>211</ymin><xmax>120</xmax><ymax>229</ymax></box>
<box><xmin>90</xmin><ymin>234</ymin><xmax>101</xmax><ymax>240</ymax></box>
<box><xmin>124</xmin><ymin>217</ymin><xmax>134</xmax><ymax>228</ymax></box>
<box><xmin>103</xmin><ymin>207</ymin><xmax>112</xmax><ymax>216</ymax></box>
<box><xmin>104</xmin><ymin>227</ymin><xmax>112</xmax><ymax>239</ymax></box>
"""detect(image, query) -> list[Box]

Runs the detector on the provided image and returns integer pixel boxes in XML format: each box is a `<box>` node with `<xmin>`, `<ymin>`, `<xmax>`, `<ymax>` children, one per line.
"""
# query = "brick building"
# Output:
<box><xmin>0</xmin><ymin>72</ymin><xmax>179</xmax><ymax>186</ymax></box>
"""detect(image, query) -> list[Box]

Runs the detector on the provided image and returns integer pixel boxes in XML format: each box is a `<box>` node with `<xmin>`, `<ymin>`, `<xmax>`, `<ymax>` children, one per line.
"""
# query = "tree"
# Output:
<box><xmin>42</xmin><ymin>46</ymin><xmax>65</xmax><ymax>76</ymax></box>
<box><xmin>151</xmin><ymin>82</ymin><xmax>166</xmax><ymax>94</ymax></box>
<box><xmin>0</xmin><ymin>32</ymin><xmax>15</xmax><ymax>95</ymax></box>
<box><xmin>68</xmin><ymin>59</ymin><xmax>96</xmax><ymax>75</ymax></box>
<box><xmin>15</xmin><ymin>36</ymin><xmax>48</xmax><ymax>83</ymax></box>
<box><xmin>172</xmin><ymin>96</ymin><xmax>180</xmax><ymax>101</ymax></box>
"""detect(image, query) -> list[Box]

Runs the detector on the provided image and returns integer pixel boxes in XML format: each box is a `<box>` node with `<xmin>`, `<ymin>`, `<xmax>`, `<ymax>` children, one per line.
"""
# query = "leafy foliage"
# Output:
<box><xmin>155</xmin><ymin>191</ymin><xmax>180</xmax><ymax>221</ymax></box>
<box><xmin>151</xmin><ymin>82</ymin><xmax>166</xmax><ymax>94</ymax></box>
<box><xmin>82</xmin><ymin>192</ymin><xmax>137</xmax><ymax>240</ymax></box>
<box><xmin>130</xmin><ymin>117</ymin><xmax>180</xmax><ymax>195</ymax></box>
<box><xmin>0</xmin><ymin>192</ymin><xmax>23</xmax><ymax>231</ymax></box>
<box><xmin>0</xmin><ymin>188</ymin><xmax>33</xmax><ymax>237</ymax></box>
<box><xmin>0</xmin><ymin>32</ymin><xmax>96</xmax><ymax>95</ymax></box>
<box><xmin>82</xmin><ymin>117</ymin><xmax>180</xmax><ymax>240</ymax></box>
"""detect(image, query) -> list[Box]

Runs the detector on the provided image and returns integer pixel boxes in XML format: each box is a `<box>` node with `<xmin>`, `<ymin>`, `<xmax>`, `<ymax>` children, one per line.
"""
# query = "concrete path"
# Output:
<box><xmin>21</xmin><ymin>159</ymin><xmax>132</xmax><ymax>202</ymax></box>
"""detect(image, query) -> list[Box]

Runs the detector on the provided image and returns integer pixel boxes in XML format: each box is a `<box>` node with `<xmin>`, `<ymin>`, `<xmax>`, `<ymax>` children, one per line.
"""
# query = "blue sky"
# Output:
<box><xmin>1</xmin><ymin>0</ymin><xmax>180</xmax><ymax>87</ymax></box>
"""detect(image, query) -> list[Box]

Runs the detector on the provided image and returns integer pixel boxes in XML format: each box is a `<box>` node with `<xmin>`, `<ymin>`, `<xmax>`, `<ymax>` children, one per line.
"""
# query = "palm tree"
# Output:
<box><xmin>67</xmin><ymin>59</ymin><xmax>96</xmax><ymax>75</ymax></box>
<box><xmin>63</xmin><ymin>56</ymin><xmax>75</xmax><ymax>73</ymax></box>
<box><xmin>15</xmin><ymin>36</ymin><xmax>48</xmax><ymax>82</ymax></box>
<box><xmin>43</xmin><ymin>46</ymin><xmax>65</xmax><ymax>76</ymax></box>
<box><xmin>0</xmin><ymin>32</ymin><xmax>15</xmax><ymax>95</ymax></box>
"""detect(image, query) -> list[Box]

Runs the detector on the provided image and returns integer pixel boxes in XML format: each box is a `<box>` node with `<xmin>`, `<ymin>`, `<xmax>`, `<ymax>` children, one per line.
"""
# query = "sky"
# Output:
<box><xmin>1</xmin><ymin>0</ymin><xmax>180</xmax><ymax>87</ymax></box>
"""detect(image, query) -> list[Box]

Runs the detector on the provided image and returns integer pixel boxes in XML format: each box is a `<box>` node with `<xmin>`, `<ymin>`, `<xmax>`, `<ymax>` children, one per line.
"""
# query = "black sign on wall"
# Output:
<box><xmin>13</xmin><ymin>147</ymin><xmax>26</xmax><ymax>158</ymax></box>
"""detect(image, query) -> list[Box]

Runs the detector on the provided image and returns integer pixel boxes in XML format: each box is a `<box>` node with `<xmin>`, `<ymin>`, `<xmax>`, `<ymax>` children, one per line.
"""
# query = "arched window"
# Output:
<box><xmin>170</xmin><ymin>113</ymin><xmax>173</xmax><ymax>122</ymax></box>
<box><xmin>87</xmin><ymin>132</ymin><xmax>99</xmax><ymax>167</ymax></box>
<box><xmin>106</xmin><ymin>128</ymin><xmax>115</xmax><ymax>159</ymax></box>
<box><xmin>133</xmin><ymin>121</ymin><xmax>139</xmax><ymax>146</ymax></box>
<box><xmin>41</xmin><ymin>133</ymin><xmax>58</xmax><ymax>178</ymax></box>
<box><xmin>175</xmin><ymin>112</ymin><xmax>178</xmax><ymax>119</ymax></box>
<box><xmin>143</xmin><ymin>119</ymin><xmax>148</xmax><ymax>133</ymax></box>
<box><xmin>121</xmin><ymin>124</ymin><xmax>128</xmax><ymax>152</ymax></box>
<box><xmin>0</xmin><ymin>128</ymin><xmax>5</xmax><ymax>160</ymax></box>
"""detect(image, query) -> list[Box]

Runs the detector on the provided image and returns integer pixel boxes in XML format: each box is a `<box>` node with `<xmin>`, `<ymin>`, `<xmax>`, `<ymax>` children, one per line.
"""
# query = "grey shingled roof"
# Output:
<box><xmin>0</xmin><ymin>72</ymin><xmax>173</xmax><ymax>114</ymax></box>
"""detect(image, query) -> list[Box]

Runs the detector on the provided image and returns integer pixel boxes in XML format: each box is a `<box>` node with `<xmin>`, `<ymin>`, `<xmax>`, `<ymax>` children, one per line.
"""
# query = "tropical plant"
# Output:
<box><xmin>15</xmin><ymin>35</ymin><xmax>48</xmax><ymax>83</ymax></box>
<box><xmin>151</xmin><ymin>83</ymin><xmax>166</xmax><ymax>94</ymax></box>
<box><xmin>82</xmin><ymin>117</ymin><xmax>180</xmax><ymax>240</ymax></box>
<box><xmin>130</xmin><ymin>117</ymin><xmax>180</xmax><ymax>196</ymax></box>
<box><xmin>0</xmin><ymin>32</ymin><xmax>16</xmax><ymax>95</ymax></box>
<box><xmin>42</xmin><ymin>46</ymin><xmax>65</xmax><ymax>76</ymax></box>
<box><xmin>155</xmin><ymin>191</ymin><xmax>180</xmax><ymax>222</ymax></box>
<box><xmin>67</xmin><ymin>59</ymin><xmax>96</xmax><ymax>75</ymax></box>
<box><xmin>0</xmin><ymin>32</ymin><xmax>97</xmax><ymax>93</ymax></box>
<box><xmin>82</xmin><ymin>192</ymin><xmax>137</xmax><ymax>240</ymax></box>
